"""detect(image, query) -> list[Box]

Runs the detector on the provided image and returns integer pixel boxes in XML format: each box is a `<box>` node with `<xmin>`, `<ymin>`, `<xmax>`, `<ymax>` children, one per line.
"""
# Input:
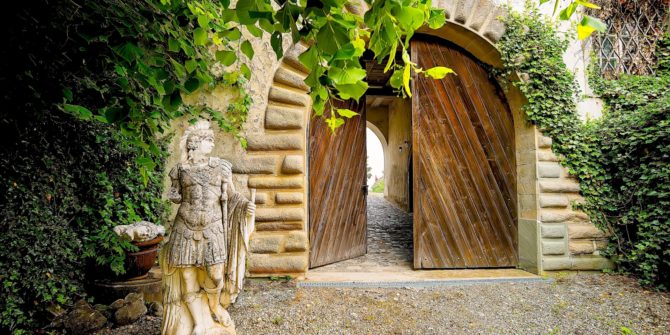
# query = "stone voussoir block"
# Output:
<box><xmin>542</xmin><ymin>257</ymin><xmax>571</xmax><ymax>271</ymax></box>
<box><xmin>255</xmin><ymin>221</ymin><xmax>304</xmax><ymax>231</ymax></box>
<box><xmin>284</xmin><ymin>231</ymin><xmax>308</xmax><ymax>252</ymax></box>
<box><xmin>454</xmin><ymin>0</ymin><xmax>475</xmax><ymax>23</ymax></box>
<box><xmin>248</xmin><ymin>176</ymin><xmax>303</xmax><ymax>189</ymax></box>
<box><xmin>283</xmin><ymin>43</ymin><xmax>310</xmax><ymax>73</ymax></box>
<box><xmin>538</xmin><ymin>162</ymin><xmax>562</xmax><ymax>178</ymax></box>
<box><xmin>231</xmin><ymin>156</ymin><xmax>277</xmax><ymax>174</ymax></box>
<box><xmin>468</xmin><ymin>0</ymin><xmax>495</xmax><ymax>31</ymax></box>
<box><xmin>249</xmin><ymin>234</ymin><xmax>285</xmax><ymax>254</ymax></box>
<box><xmin>569</xmin><ymin>240</ymin><xmax>595</xmax><ymax>255</ymax></box>
<box><xmin>539</xmin><ymin>180</ymin><xmax>580</xmax><ymax>193</ymax></box>
<box><xmin>540</xmin><ymin>210</ymin><xmax>575</xmax><ymax>223</ymax></box>
<box><xmin>254</xmin><ymin>192</ymin><xmax>268</xmax><ymax>205</ymax></box>
<box><xmin>268</xmin><ymin>85</ymin><xmax>310</xmax><ymax>107</ymax></box>
<box><xmin>539</xmin><ymin>195</ymin><xmax>569</xmax><ymax>208</ymax></box>
<box><xmin>281</xmin><ymin>155</ymin><xmax>304</xmax><ymax>174</ymax></box>
<box><xmin>542</xmin><ymin>240</ymin><xmax>566</xmax><ymax>255</ymax></box>
<box><xmin>538</xmin><ymin>150</ymin><xmax>559</xmax><ymax>162</ymax></box>
<box><xmin>570</xmin><ymin>256</ymin><xmax>613</xmax><ymax>270</ymax></box>
<box><xmin>541</xmin><ymin>224</ymin><xmax>565</xmax><ymax>238</ymax></box>
<box><xmin>248</xmin><ymin>253</ymin><xmax>308</xmax><ymax>274</ymax></box>
<box><xmin>567</xmin><ymin>224</ymin><xmax>605</xmax><ymax>239</ymax></box>
<box><xmin>538</xmin><ymin>135</ymin><xmax>553</xmax><ymax>148</ymax></box>
<box><xmin>247</xmin><ymin>134</ymin><xmax>303</xmax><ymax>151</ymax></box>
<box><xmin>255</xmin><ymin>208</ymin><xmax>304</xmax><ymax>222</ymax></box>
<box><xmin>274</xmin><ymin>65</ymin><xmax>309</xmax><ymax>91</ymax></box>
<box><xmin>265</xmin><ymin>105</ymin><xmax>305</xmax><ymax>130</ymax></box>
<box><xmin>275</xmin><ymin>192</ymin><xmax>304</xmax><ymax>204</ymax></box>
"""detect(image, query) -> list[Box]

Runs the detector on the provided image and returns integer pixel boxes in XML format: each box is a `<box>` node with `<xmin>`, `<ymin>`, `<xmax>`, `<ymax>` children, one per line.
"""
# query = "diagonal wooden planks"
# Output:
<box><xmin>309</xmin><ymin>100</ymin><xmax>367</xmax><ymax>268</ymax></box>
<box><xmin>412</xmin><ymin>37</ymin><xmax>518</xmax><ymax>269</ymax></box>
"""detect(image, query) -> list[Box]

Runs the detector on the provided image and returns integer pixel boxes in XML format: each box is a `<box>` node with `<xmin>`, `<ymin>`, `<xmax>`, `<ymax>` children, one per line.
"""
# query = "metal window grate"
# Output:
<box><xmin>591</xmin><ymin>0</ymin><xmax>669</xmax><ymax>78</ymax></box>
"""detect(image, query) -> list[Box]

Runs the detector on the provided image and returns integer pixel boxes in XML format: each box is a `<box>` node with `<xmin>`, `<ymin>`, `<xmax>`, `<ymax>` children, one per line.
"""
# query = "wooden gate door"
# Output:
<box><xmin>411</xmin><ymin>37</ymin><xmax>518</xmax><ymax>269</ymax></box>
<box><xmin>309</xmin><ymin>100</ymin><xmax>367</xmax><ymax>268</ymax></box>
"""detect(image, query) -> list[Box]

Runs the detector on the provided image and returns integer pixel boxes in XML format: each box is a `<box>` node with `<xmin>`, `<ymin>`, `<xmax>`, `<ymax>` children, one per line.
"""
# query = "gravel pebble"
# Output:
<box><xmin>102</xmin><ymin>274</ymin><xmax>670</xmax><ymax>335</ymax></box>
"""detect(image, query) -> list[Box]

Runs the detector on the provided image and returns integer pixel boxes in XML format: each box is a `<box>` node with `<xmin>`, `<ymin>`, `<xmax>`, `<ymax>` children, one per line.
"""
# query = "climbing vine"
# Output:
<box><xmin>498</xmin><ymin>6</ymin><xmax>670</xmax><ymax>289</ymax></box>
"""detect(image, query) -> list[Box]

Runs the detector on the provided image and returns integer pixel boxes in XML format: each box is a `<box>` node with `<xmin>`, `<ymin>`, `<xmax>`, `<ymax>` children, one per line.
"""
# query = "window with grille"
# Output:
<box><xmin>591</xmin><ymin>0</ymin><xmax>669</xmax><ymax>78</ymax></box>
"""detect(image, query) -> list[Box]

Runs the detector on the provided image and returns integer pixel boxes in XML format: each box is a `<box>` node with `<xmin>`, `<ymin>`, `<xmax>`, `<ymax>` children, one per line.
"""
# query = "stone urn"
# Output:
<box><xmin>113</xmin><ymin>221</ymin><xmax>165</xmax><ymax>280</ymax></box>
<box><xmin>123</xmin><ymin>235</ymin><xmax>163</xmax><ymax>280</ymax></box>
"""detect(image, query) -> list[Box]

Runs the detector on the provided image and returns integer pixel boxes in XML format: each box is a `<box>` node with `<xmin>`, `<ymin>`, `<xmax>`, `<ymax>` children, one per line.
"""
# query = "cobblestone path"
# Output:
<box><xmin>312</xmin><ymin>193</ymin><xmax>413</xmax><ymax>272</ymax></box>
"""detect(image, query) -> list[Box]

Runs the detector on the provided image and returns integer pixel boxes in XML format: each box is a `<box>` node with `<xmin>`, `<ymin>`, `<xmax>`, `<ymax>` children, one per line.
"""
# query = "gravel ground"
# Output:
<box><xmin>104</xmin><ymin>273</ymin><xmax>670</xmax><ymax>335</ymax></box>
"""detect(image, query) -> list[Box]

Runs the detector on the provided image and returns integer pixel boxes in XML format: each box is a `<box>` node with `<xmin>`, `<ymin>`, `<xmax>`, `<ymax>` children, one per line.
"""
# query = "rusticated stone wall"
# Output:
<box><xmin>535</xmin><ymin>132</ymin><xmax>613</xmax><ymax>271</ymax></box>
<box><xmin>167</xmin><ymin>0</ymin><xmax>613</xmax><ymax>276</ymax></box>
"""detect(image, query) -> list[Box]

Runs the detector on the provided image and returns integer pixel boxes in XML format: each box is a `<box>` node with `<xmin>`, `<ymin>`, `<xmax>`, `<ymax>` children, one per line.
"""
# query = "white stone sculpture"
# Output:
<box><xmin>160</xmin><ymin>120</ymin><xmax>256</xmax><ymax>335</ymax></box>
<box><xmin>113</xmin><ymin>221</ymin><xmax>165</xmax><ymax>242</ymax></box>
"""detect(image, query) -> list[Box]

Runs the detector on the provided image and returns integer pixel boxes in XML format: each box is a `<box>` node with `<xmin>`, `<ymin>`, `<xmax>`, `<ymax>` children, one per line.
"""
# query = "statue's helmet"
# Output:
<box><xmin>184</xmin><ymin>119</ymin><xmax>214</xmax><ymax>151</ymax></box>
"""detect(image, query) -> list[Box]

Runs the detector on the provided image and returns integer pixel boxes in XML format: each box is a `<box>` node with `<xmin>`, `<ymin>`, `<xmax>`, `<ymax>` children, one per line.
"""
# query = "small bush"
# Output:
<box><xmin>371</xmin><ymin>179</ymin><xmax>385</xmax><ymax>193</ymax></box>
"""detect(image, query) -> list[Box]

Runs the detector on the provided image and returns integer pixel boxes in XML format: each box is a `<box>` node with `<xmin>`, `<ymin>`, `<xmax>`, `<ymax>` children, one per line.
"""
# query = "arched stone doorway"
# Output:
<box><xmin>244</xmin><ymin>0</ymin><xmax>610</xmax><ymax>277</ymax></box>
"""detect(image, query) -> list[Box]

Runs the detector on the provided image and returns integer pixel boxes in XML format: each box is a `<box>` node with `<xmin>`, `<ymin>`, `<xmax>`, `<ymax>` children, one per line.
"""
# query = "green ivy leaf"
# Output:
<box><xmin>63</xmin><ymin>104</ymin><xmax>93</xmax><ymax>120</ymax></box>
<box><xmin>240</xmin><ymin>63</ymin><xmax>251</xmax><ymax>80</ymax></box>
<box><xmin>241</xmin><ymin>40</ymin><xmax>254</xmax><ymax>59</ymax></box>
<box><xmin>193</xmin><ymin>28</ymin><xmax>208</xmax><ymax>46</ymax></box>
<box><xmin>184</xmin><ymin>77</ymin><xmax>200</xmax><ymax>93</ymax></box>
<box><xmin>215</xmin><ymin>50</ymin><xmax>237</xmax><ymax>66</ymax></box>
<box><xmin>271</xmin><ymin>31</ymin><xmax>283</xmax><ymax>60</ymax></box>
<box><xmin>246</xmin><ymin>24</ymin><xmax>263</xmax><ymax>37</ymax></box>
<box><xmin>185</xmin><ymin>59</ymin><xmax>198</xmax><ymax>73</ymax></box>
<box><xmin>197</xmin><ymin>15</ymin><xmax>210</xmax><ymax>29</ymax></box>
<box><xmin>168</xmin><ymin>38</ymin><xmax>180</xmax><ymax>52</ymax></box>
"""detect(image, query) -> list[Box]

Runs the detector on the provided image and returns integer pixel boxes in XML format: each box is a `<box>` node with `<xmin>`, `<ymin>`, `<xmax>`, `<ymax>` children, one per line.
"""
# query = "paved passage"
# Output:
<box><xmin>312</xmin><ymin>194</ymin><xmax>413</xmax><ymax>272</ymax></box>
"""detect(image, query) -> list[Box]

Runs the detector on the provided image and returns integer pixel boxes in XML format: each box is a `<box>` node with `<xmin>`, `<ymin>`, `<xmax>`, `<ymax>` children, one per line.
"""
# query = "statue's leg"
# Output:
<box><xmin>182</xmin><ymin>267</ymin><xmax>207</xmax><ymax>335</ymax></box>
<box><xmin>204</xmin><ymin>264</ymin><xmax>231</xmax><ymax>326</ymax></box>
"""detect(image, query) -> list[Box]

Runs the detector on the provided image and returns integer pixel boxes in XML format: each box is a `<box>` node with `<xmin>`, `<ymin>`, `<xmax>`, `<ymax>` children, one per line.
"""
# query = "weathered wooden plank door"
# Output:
<box><xmin>309</xmin><ymin>100</ymin><xmax>367</xmax><ymax>268</ymax></box>
<box><xmin>411</xmin><ymin>37</ymin><xmax>518</xmax><ymax>269</ymax></box>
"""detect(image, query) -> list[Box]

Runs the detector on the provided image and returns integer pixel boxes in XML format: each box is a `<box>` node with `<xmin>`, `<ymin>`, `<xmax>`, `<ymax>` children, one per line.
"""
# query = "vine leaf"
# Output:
<box><xmin>336</xmin><ymin>108</ymin><xmax>358</xmax><ymax>118</ymax></box>
<box><xmin>215</xmin><ymin>50</ymin><xmax>237</xmax><ymax>66</ymax></box>
<box><xmin>241</xmin><ymin>40</ymin><xmax>254</xmax><ymax>59</ymax></box>
<box><xmin>424</xmin><ymin>66</ymin><xmax>455</xmax><ymax>79</ymax></box>
<box><xmin>193</xmin><ymin>28</ymin><xmax>208</xmax><ymax>45</ymax></box>
<box><xmin>271</xmin><ymin>31</ymin><xmax>283</xmax><ymax>59</ymax></box>
<box><xmin>578</xmin><ymin>15</ymin><xmax>606</xmax><ymax>40</ymax></box>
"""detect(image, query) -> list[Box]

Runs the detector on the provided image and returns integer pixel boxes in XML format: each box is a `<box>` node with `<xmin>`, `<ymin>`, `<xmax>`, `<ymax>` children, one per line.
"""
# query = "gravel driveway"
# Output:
<box><xmin>106</xmin><ymin>273</ymin><xmax>670</xmax><ymax>335</ymax></box>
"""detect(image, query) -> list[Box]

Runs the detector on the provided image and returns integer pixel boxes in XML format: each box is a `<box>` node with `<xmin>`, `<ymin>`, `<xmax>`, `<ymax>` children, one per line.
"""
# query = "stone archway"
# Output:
<box><xmin>245</xmin><ymin>0</ymin><xmax>611</xmax><ymax>276</ymax></box>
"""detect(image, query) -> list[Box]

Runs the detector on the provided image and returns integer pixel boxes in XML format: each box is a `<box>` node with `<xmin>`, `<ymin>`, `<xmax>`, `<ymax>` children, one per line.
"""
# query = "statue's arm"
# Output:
<box><xmin>224</xmin><ymin>170</ymin><xmax>255</xmax><ymax>217</ymax></box>
<box><xmin>168</xmin><ymin>165</ymin><xmax>182</xmax><ymax>204</ymax></box>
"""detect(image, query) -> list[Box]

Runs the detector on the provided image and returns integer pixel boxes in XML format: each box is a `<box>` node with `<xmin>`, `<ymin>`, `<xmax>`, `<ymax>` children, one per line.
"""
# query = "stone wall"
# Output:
<box><xmin>164</xmin><ymin>0</ymin><xmax>613</xmax><ymax>277</ymax></box>
<box><xmin>384</xmin><ymin>98</ymin><xmax>412</xmax><ymax>210</ymax></box>
<box><xmin>536</xmin><ymin>131</ymin><xmax>613</xmax><ymax>271</ymax></box>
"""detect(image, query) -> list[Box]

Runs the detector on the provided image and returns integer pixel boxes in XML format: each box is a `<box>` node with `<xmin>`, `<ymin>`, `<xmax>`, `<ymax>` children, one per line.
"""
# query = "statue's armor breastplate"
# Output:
<box><xmin>177</xmin><ymin>162</ymin><xmax>224</xmax><ymax>229</ymax></box>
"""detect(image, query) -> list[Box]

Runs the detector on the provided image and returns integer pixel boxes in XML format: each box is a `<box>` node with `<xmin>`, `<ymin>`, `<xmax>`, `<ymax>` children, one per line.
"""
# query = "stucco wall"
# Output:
<box><xmin>384</xmin><ymin>98</ymin><xmax>412</xmax><ymax>210</ymax></box>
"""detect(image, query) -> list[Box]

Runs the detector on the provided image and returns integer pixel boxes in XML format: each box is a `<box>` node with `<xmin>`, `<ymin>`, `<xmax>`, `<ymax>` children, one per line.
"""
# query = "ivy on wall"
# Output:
<box><xmin>498</xmin><ymin>6</ymin><xmax>669</xmax><ymax>289</ymax></box>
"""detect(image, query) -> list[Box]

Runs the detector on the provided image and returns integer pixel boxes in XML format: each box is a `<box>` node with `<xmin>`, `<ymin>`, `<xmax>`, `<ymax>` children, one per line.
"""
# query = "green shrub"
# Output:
<box><xmin>589</xmin><ymin>36</ymin><xmax>670</xmax><ymax>288</ymax></box>
<box><xmin>499</xmin><ymin>7</ymin><xmax>670</xmax><ymax>289</ymax></box>
<box><xmin>371</xmin><ymin>179</ymin><xmax>385</xmax><ymax>193</ymax></box>
<box><xmin>0</xmin><ymin>1</ymin><xmax>168</xmax><ymax>332</ymax></box>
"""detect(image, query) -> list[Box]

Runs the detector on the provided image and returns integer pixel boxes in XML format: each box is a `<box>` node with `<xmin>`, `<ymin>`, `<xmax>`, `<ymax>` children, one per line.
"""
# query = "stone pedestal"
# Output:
<box><xmin>91</xmin><ymin>267</ymin><xmax>162</xmax><ymax>304</ymax></box>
